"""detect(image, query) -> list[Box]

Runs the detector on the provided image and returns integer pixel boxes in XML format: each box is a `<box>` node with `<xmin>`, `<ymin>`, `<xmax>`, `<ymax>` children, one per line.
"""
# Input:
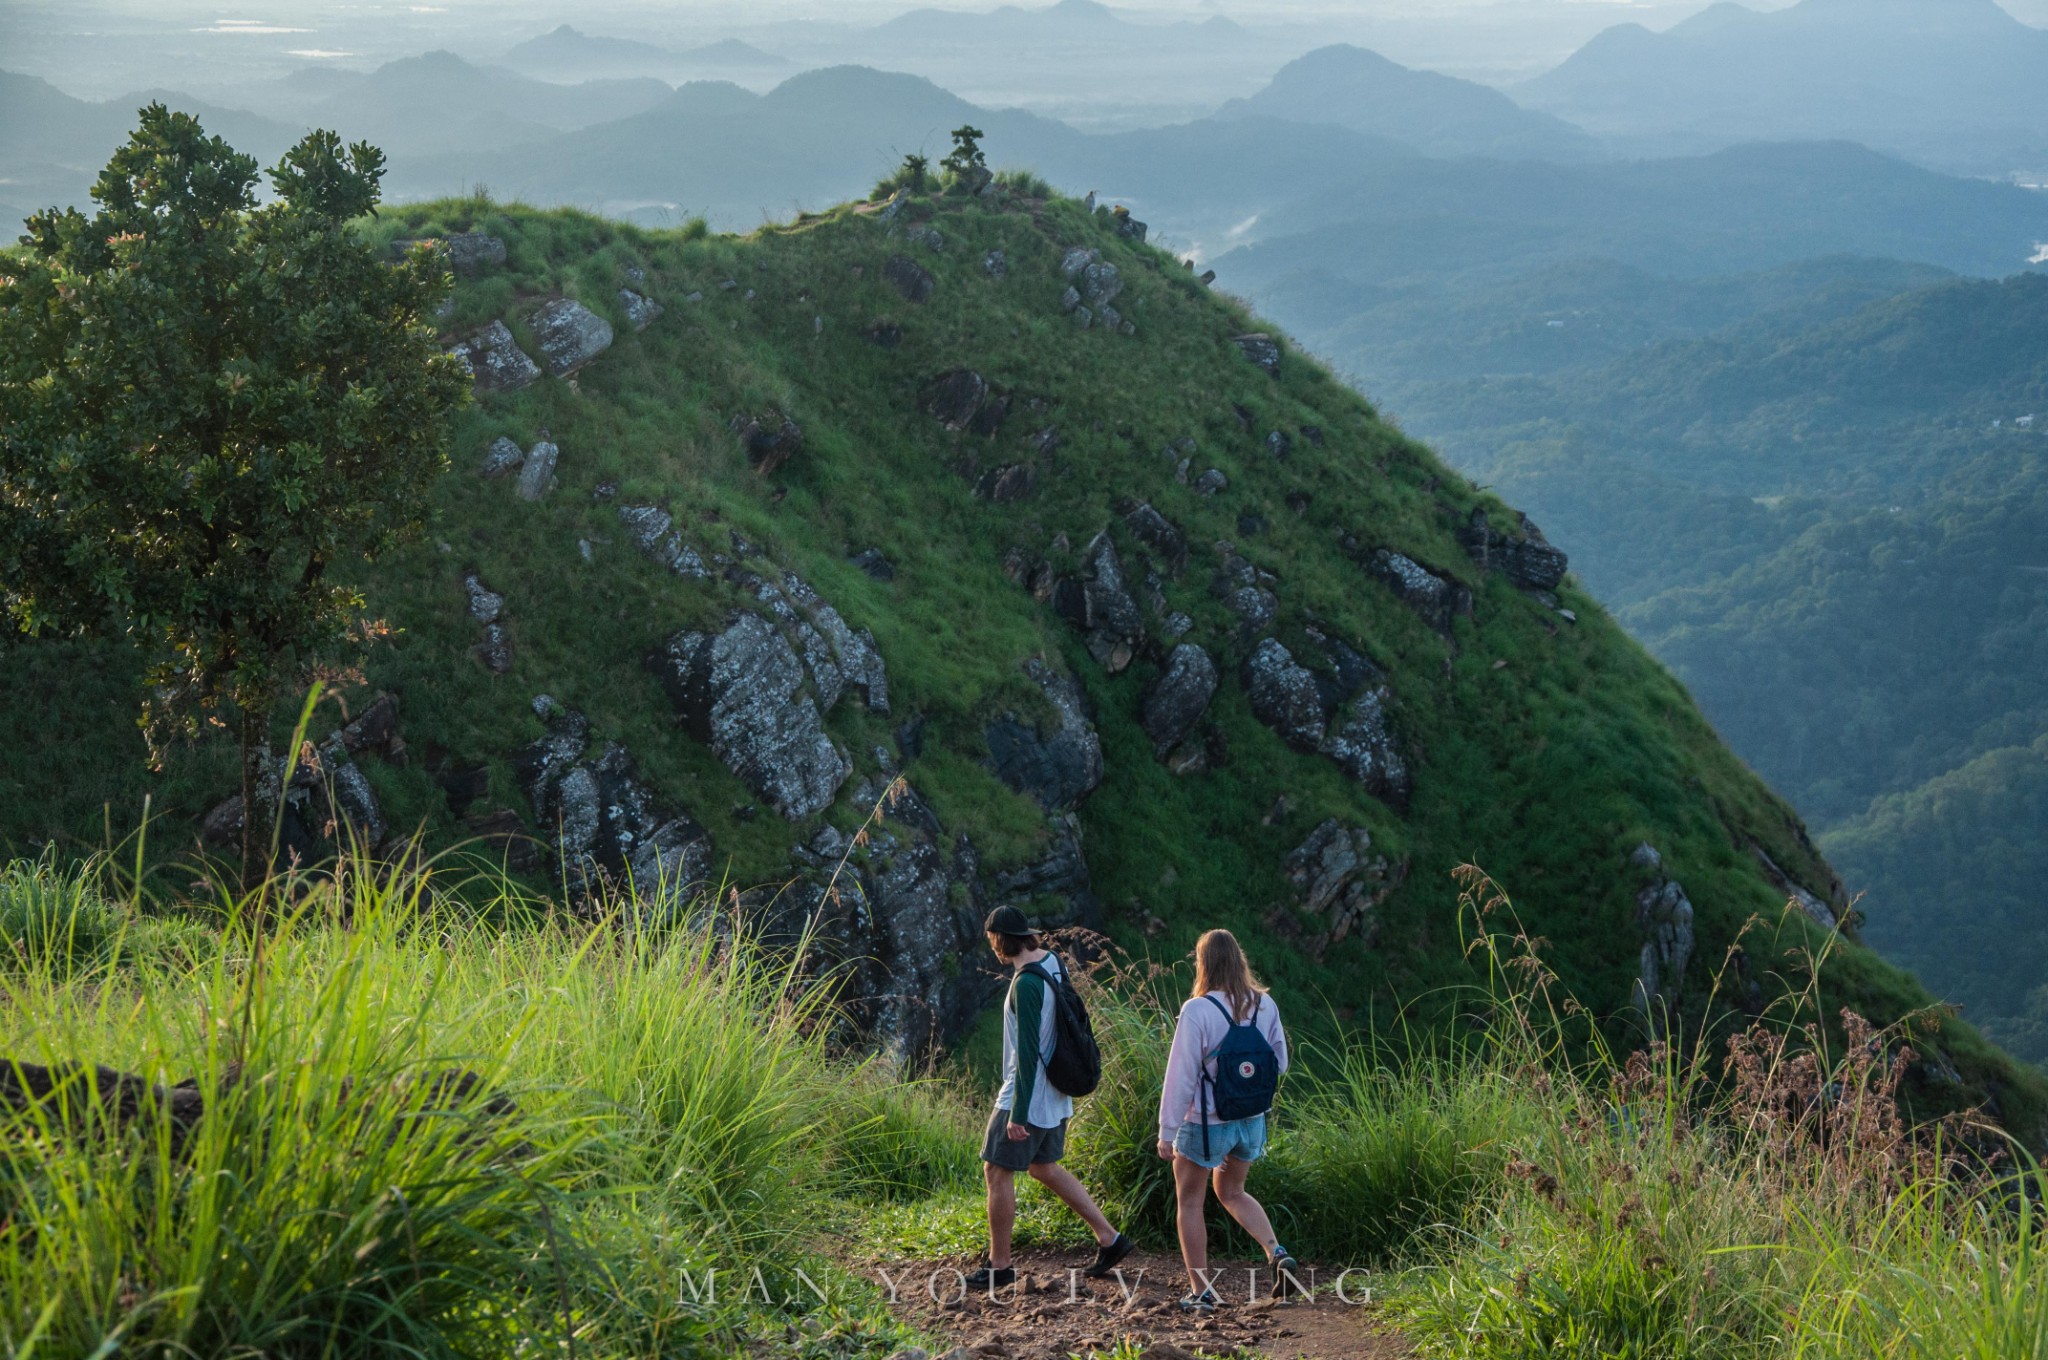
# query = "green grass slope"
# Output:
<box><xmin>1</xmin><ymin>184</ymin><xmax>2038</xmax><ymax>1136</ymax></box>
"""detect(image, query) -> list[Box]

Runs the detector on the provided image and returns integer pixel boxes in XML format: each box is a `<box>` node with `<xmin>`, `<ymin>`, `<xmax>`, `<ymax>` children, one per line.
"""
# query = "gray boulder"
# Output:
<box><xmin>1194</xmin><ymin>468</ymin><xmax>1228</xmax><ymax>496</ymax></box>
<box><xmin>447</xmin><ymin>321</ymin><xmax>540</xmax><ymax>394</ymax></box>
<box><xmin>649</xmin><ymin>612</ymin><xmax>851</xmax><ymax>820</ymax></box>
<box><xmin>1111</xmin><ymin>211</ymin><xmax>1148</xmax><ymax>242</ymax></box>
<box><xmin>883</xmin><ymin>255</ymin><xmax>934</xmax><ymax>303</ymax></box>
<box><xmin>1211</xmin><ymin>548</ymin><xmax>1279</xmax><ymax>639</ymax></box>
<box><xmin>1060</xmin><ymin>246</ymin><xmax>1099</xmax><ymax>278</ymax></box>
<box><xmin>1632</xmin><ymin>877</ymin><xmax>1696</xmax><ymax>1018</ymax></box>
<box><xmin>1243</xmin><ymin>640</ymin><xmax>1327</xmax><ymax>753</ymax></box>
<box><xmin>975</xmin><ymin>463</ymin><xmax>1035</xmax><ymax>503</ymax></box>
<box><xmin>1119</xmin><ymin>500</ymin><xmax>1188</xmax><ymax>575</ymax></box>
<box><xmin>1079</xmin><ymin>260</ymin><xmax>1122</xmax><ymax>309</ymax></box>
<box><xmin>529</xmin><ymin>299</ymin><xmax>614</xmax><ymax>377</ymax></box>
<box><xmin>1366</xmin><ymin>549</ymin><xmax>1472</xmax><ymax>633</ymax></box>
<box><xmin>479</xmin><ymin>436</ymin><xmax>523</xmax><ymax>477</ymax></box>
<box><xmin>985</xmin><ymin>658</ymin><xmax>1103</xmax><ymax>811</ymax></box>
<box><xmin>1060</xmin><ymin>286</ymin><xmax>1082</xmax><ymax>313</ymax></box>
<box><xmin>477</xmin><ymin>623</ymin><xmax>514</xmax><ymax>675</ymax></box>
<box><xmin>463</xmin><ymin>573</ymin><xmax>503</xmax><ymax>625</ymax></box>
<box><xmin>1324</xmin><ymin>687</ymin><xmax>1410</xmax><ymax>807</ymax></box>
<box><xmin>514</xmin><ymin>439</ymin><xmax>558</xmax><ymax>501</ymax></box>
<box><xmin>731</xmin><ymin>413</ymin><xmax>804</xmax><ymax>475</ymax></box>
<box><xmin>1456</xmin><ymin>508</ymin><xmax>1568</xmax><ymax>591</ymax></box>
<box><xmin>617</xmin><ymin>288</ymin><xmax>664</xmax><ymax>331</ymax></box>
<box><xmin>1140</xmin><ymin>644</ymin><xmax>1217</xmax><ymax>760</ymax></box>
<box><xmin>925</xmin><ymin>369</ymin><xmax>988</xmax><ymax>430</ymax></box>
<box><xmin>444</xmin><ymin>232</ymin><xmax>506</xmax><ymax>274</ymax></box>
<box><xmin>983</xmin><ymin>249</ymin><xmax>1008</xmax><ymax>279</ymax></box>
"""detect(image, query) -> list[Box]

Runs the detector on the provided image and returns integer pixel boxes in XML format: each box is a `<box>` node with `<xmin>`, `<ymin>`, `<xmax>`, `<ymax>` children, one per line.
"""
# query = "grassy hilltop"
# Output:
<box><xmin>1</xmin><ymin>177</ymin><xmax>2039</xmax><ymax>1129</ymax></box>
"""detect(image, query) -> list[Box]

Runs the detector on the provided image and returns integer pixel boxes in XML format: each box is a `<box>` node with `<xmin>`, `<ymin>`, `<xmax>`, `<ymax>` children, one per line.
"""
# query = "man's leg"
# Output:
<box><xmin>1173</xmin><ymin>1152</ymin><xmax>1213</xmax><ymax>1293</ymax></box>
<box><xmin>1025</xmin><ymin>1160</ymin><xmax>1117</xmax><ymax>1246</ymax></box>
<box><xmin>985</xmin><ymin>1161</ymin><xmax>1017</xmax><ymax>1268</ymax></box>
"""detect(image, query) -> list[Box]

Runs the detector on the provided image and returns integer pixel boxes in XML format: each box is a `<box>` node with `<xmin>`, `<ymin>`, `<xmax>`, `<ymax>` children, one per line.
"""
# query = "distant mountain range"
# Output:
<box><xmin>1219</xmin><ymin>44</ymin><xmax>1601</xmax><ymax>163</ymax></box>
<box><xmin>1519</xmin><ymin>0</ymin><xmax>2048</xmax><ymax>174</ymax></box>
<box><xmin>499</xmin><ymin>26</ymin><xmax>787</xmax><ymax>83</ymax></box>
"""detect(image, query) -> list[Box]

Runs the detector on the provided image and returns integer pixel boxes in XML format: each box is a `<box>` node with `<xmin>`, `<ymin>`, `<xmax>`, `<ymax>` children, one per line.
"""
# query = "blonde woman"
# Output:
<box><xmin>1155</xmin><ymin>928</ymin><xmax>1295</xmax><ymax>1311</ymax></box>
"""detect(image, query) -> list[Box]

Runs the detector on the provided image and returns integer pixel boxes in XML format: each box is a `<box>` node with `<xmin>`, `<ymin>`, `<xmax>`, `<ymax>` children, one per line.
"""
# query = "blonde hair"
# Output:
<box><xmin>1192</xmin><ymin>928</ymin><xmax>1265</xmax><ymax>1022</ymax></box>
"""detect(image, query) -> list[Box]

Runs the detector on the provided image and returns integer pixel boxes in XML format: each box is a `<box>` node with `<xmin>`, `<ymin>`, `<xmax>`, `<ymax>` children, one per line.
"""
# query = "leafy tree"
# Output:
<box><xmin>941</xmin><ymin>125</ymin><xmax>987</xmax><ymax>182</ymax></box>
<box><xmin>0</xmin><ymin>106</ymin><xmax>469</xmax><ymax>883</ymax></box>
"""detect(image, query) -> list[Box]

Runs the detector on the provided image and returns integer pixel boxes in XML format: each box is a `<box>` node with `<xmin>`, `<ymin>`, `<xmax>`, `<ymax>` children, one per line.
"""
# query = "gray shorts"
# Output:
<box><xmin>981</xmin><ymin>1108</ymin><xmax>1068</xmax><ymax>1170</ymax></box>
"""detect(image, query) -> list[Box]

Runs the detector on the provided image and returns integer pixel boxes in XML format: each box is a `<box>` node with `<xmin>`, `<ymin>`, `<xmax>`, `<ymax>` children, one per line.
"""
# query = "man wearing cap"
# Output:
<box><xmin>966</xmin><ymin>905</ymin><xmax>1134</xmax><ymax>1291</ymax></box>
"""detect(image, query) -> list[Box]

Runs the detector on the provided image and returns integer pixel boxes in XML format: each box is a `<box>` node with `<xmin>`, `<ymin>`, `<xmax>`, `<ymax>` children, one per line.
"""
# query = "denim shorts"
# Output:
<box><xmin>1173</xmin><ymin>1113</ymin><xmax>1267</xmax><ymax>1168</ymax></box>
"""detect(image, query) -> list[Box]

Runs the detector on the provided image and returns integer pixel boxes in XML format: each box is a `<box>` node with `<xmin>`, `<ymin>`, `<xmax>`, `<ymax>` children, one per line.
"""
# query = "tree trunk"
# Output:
<box><xmin>237</xmin><ymin>702</ymin><xmax>273</xmax><ymax>891</ymax></box>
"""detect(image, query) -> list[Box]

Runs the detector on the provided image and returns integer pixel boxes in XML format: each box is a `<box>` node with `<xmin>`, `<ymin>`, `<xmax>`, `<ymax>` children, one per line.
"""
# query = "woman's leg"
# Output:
<box><xmin>1210</xmin><ymin>1156</ymin><xmax>1280</xmax><ymax>1257</ymax></box>
<box><xmin>1173</xmin><ymin>1152</ymin><xmax>1213</xmax><ymax>1293</ymax></box>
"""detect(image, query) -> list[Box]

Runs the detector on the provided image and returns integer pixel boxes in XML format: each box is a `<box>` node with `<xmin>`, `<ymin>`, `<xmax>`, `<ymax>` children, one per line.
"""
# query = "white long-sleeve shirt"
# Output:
<box><xmin>1157</xmin><ymin>990</ymin><xmax>1289</xmax><ymax>1141</ymax></box>
<box><xmin>995</xmin><ymin>952</ymin><xmax>1075</xmax><ymax>1129</ymax></box>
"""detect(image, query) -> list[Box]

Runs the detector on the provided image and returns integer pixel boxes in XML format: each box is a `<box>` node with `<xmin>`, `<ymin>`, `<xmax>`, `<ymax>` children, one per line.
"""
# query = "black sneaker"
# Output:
<box><xmin>1178</xmin><ymin>1288</ymin><xmax>1221</xmax><ymax>1314</ymax></box>
<box><xmin>963</xmin><ymin>1263</ymin><xmax>1016</xmax><ymax>1291</ymax></box>
<box><xmin>1083</xmin><ymin>1231</ymin><xmax>1136</xmax><ymax>1279</ymax></box>
<box><xmin>1269</xmin><ymin>1244</ymin><xmax>1301</xmax><ymax>1297</ymax></box>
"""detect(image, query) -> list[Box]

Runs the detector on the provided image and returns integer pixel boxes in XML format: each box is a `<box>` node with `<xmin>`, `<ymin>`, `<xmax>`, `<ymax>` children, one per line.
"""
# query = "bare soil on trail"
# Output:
<box><xmin>855</xmin><ymin>1248</ymin><xmax>1414</xmax><ymax>1360</ymax></box>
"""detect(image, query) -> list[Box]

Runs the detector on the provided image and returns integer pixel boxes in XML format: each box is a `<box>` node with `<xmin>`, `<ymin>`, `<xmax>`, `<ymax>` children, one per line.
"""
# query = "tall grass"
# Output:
<box><xmin>0</xmin><ymin>857</ymin><xmax>946</xmax><ymax>1357</ymax></box>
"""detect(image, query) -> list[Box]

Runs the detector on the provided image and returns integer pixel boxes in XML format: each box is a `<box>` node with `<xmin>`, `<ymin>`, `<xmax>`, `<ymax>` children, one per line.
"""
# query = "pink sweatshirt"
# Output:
<box><xmin>1157</xmin><ymin>990</ymin><xmax>1289</xmax><ymax>1141</ymax></box>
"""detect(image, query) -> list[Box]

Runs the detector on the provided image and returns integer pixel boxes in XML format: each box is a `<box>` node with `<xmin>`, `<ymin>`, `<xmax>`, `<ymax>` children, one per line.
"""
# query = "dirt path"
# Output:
<box><xmin>853</xmin><ymin>1248</ymin><xmax>1413</xmax><ymax>1360</ymax></box>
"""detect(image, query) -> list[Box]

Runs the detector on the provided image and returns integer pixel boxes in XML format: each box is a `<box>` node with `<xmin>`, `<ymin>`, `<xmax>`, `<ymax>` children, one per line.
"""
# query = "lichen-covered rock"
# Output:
<box><xmin>477</xmin><ymin>623</ymin><xmax>514</xmax><ymax>675</ymax></box>
<box><xmin>1060</xmin><ymin>246</ymin><xmax>1099</xmax><ymax>278</ymax></box>
<box><xmin>983</xmin><ymin>249</ymin><xmax>1008</xmax><ymax>279</ymax></box>
<box><xmin>618</xmin><ymin>504</ymin><xmax>710</xmax><ymax>578</ymax></box>
<box><xmin>985</xmin><ymin>658</ymin><xmax>1103</xmax><ymax>811</ymax></box>
<box><xmin>1324</xmin><ymin>687</ymin><xmax>1410</xmax><ymax>807</ymax></box>
<box><xmin>444</xmin><ymin>232</ymin><xmax>506</xmax><ymax>274</ymax></box>
<box><xmin>516</xmin><ymin>699</ymin><xmax>712</xmax><ymax>910</ymax></box>
<box><xmin>883</xmin><ymin>255</ymin><xmax>934</xmax><ymax>303</ymax></box>
<box><xmin>1244</xmin><ymin>640</ymin><xmax>1327</xmax><ymax>754</ymax></box>
<box><xmin>514</xmin><ymin>438</ymin><xmax>558</xmax><ymax>501</ymax></box>
<box><xmin>975</xmin><ymin>463</ymin><xmax>1035</xmax><ymax>502</ymax></box>
<box><xmin>617</xmin><ymin>288</ymin><xmax>664</xmax><ymax>331</ymax></box>
<box><xmin>1265</xmin><ymin>430</ymin><xmax>1292</xmax><ymax>461</ymax></box>
<box><xmin>479</xmin><ymin>436</ymin><xmax>522</xmax><ymax>477</ymax></box>
<box><xmin>1112</xmin><ymin>211</ymin><xmax>1148</xmax><ymax>243</ymax></box>
<box><xmin>1632</xmin><ymin>876</ymin><xmax>1696</xmax><ymax>1017</ymax></box>
<box><xmin>1457</xmin><ymin>508</ymin><xmax>1568</xmax><ymax>591</ymax></box>
<box><xmin>447</xmin><ymin>321</ymin><xmax>539</xmax><ymax>393</ymax></box>
<box><xmin>1079</xmin><ymin>260</ymin><xmax>1122</xmax><ymax>309</ymax></box>
<box><xmin>1141</xmin><ymin>644</ymin><xmax>1217</xmax><ymax>760</ymax></box>
<box><xmin>1053</xmin><ymin>532</ymin><xmax>1146</xmax><ymax>673</ymax></box>
<box><xmin>1284</xmin><ymin>820</ymin><xmax>1401</xmax><ymax>947</ymax></box>
<box><xmin>649</xmin><ymin>612</ymin><xmax>852</xmax><ymax>819</ymax></box>
<box><xmin>1194</xmin><ymin>468</ymin><xmax>1228</xmax><ymax>496</ymax></box>
<box><xmin>1365</xmin><ymin>549</ymin><xmax>1472</xmax><ymax>633</ymax></box>
<box><xmin>463</xmin><ymin>573</ymin><xmax>503</xmax><ymax>625</ymax></box>
<box><xmin>1211</xmin><ymin>547</ymin><xmax>1278</xmax><ymax>639</ymax></box>
<box><xmin>1060</xmin><ymin>285</ymin><xmax>1082</xmax><ymax>314</ymax></box>
<box><xmin>529</xmin><ymin>298</ymin><xmax>614</xmax><ymax>377</ymax></box>
<box><xmin>1232</xmin><ymin>333</ymin><xmax>1281</xmax><ymax>374</ymax></box>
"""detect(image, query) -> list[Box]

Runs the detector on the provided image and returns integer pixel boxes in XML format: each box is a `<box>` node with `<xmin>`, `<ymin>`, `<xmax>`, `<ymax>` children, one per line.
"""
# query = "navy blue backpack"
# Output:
<box><xmin>1199</xmin><ymin>994</ymin><xmax>1280</xmax><ymax>1156</ymax></box>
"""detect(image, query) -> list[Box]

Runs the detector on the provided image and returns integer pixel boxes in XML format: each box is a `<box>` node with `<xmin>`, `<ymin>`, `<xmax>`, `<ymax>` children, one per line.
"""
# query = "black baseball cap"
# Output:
<box><xmin>984</xmin><ymin>905</ymin><xmax>1039</xmax><ymax>939</ymax></box>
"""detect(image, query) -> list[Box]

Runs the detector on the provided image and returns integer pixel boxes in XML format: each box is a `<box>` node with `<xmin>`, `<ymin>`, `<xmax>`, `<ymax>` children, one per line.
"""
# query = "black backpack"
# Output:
<box><xmin>1018</xmin><ymin>956</ymin><xmax>1101</xmax><ymax>1098</ymax></box>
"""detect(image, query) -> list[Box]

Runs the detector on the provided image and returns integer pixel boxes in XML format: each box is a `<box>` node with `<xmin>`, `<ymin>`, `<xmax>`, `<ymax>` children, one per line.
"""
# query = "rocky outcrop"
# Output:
<box><xmin>1629</xmin><ymin>845</ymin><xmax>1696</xmax><ymax>1019</ymax></box>
<box><xmin>617</xmin><ymin>288</ymin><xmax>663</xmax><ymax>331</ymax></box>
<box><xmin>1052</xmin><ymin>532</ymin><xmax>1146</xmax><ymax>673</ymax></box>
<box><xmin>1078</xmin><ymin>260</ymin><xmax>1122</xmax><ymax>310</ymax></box>
<box><xmin>1140</xmin><ymin>644</ymin><xmax>1217</xmax><ymax>763</ymax></box>
<box><xmin>883</xmin><ymin>255</ymin><xmax>934</xmax><ymax>303</ymax></box>
<box><xmin>464</xmin><ymin>573</ymin><xmax>514</xmax><ymax>675</ymax></box>
<box><xmin>983</xmin><ymin>249</ymin><xmax>1008</xmax><ymax>280</ymax></box>
<box><xmin>975</xmin><ymin>464</ymin><xmax>1035</xmax><ymax>502</ymax></box>
<box><xmin>1457</xmin><ymin>508</ymin><xmax>1568</xmax><ymax>591</ymax></box>
<box><xmin>201</xmin><ymin>696</ymin><xmax>407</xmax><ymax>861</ymax></box>
<box><xmin>514</xmin><ymin>437</ymin><xmax>559</xmax><ymax>501</ymax></box>
<box><xmin>618</xmin><ymin>504</ymin><xmax>710</xmax><ymax>579</ymax></box>
<box><xmin>1362</xmin><ymin>549</ymin><xmax>1472</xmax><ymax>633</ymax></box>
<box><xmin>1244</xmin><ymin>635</ymin><xmax>1411</xmax><ymax>806</ymax></box>
<box><xmin>1284</xmin><ymin>820</ymin><xmax>1403</xmax><ymax>950</ymax></box>
<box><xmin>1109</xmin><ymin>208</ymin><xmax>1147</xmax><ymax>242</ymax></box>
<box><xmin>731</xmin><ymin>413</ymin><xmax>803</xmax><ymax>476</ymax></box>
<box><xmin>529</xmin><ymin>298</ymin><xmax>614</xmax><ymax>377</ymax></box>
<box><xmin>758</xmin><ymin>570</ymin><xmax>891</xmax><ymax>713</ymax></box>
<box><xmin>649</xmin><ymin>612</ymin><xmax>852</xmax><ymax>819</ymax></box>
<box><xmin>448</xmin><ymin>321</ymin><xmax>540</xmax><ymax>393</ymax></box>
<box><xmin>1193</xmin><ymin>468</ymin><xmax>1228</xmax><ymax>496</ymax></box>
<box><xmin>516</xmin><ymin>698</ymin><xmax>712</xmax><ymax>910</ymax></box>
<box><xmin>850</xmin><ymin>547</ymin><xmax>896</xmax><ymax>581</ymax></box>
<box><xmin>444</xmin><ymin>232</ymin><xmax>506</xmax><ymax>274</ymax></box>
<box><xmin>1232</xmin><ymin>334</ymin><xmax>1281</xmax><ymax>374</ymax></box>
<box><xmin>1752</xmin><ymin>844</ymin><xmax>1841</xmax><ymax>931</ymax></box>
<box><xmin>985</xmin><ymin>658</ymin><xmax>1103</xmax><ymax>811</ymax></box>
